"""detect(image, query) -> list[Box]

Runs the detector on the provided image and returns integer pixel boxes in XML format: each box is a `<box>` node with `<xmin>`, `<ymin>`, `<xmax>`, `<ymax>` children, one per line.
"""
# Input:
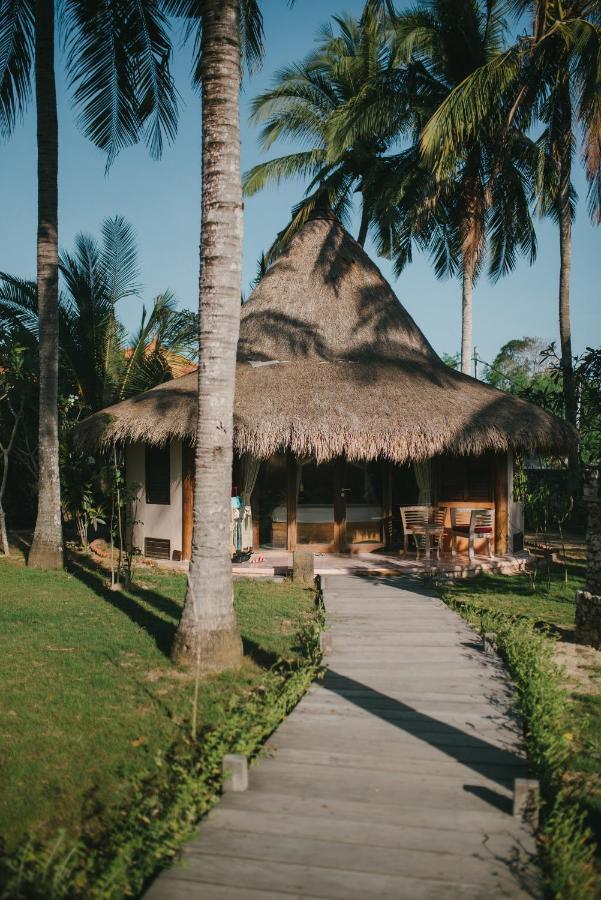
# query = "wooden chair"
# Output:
<box><xmin>450</xmin><ymin>507</ymin><xmax>495</xmax><ymax>561</ymax></box>
<box><xmin>400</xmin><ymin>506</ymin><xmax>447</xmax><ymax>560</ymax></box>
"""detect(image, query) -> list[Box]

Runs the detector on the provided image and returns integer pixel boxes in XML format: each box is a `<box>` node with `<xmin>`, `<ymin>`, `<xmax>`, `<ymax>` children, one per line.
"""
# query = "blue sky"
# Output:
<box><xmin>0</xmin><ymin>0</ymin><xmax>598</xmax><ymax>368</ymax></box>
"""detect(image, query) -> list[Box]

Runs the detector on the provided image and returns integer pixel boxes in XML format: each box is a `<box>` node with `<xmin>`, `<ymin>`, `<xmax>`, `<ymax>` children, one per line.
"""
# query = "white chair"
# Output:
<box><xmin>450</xmin><ymin>508</ymin><xmax>495</xmax><ymax>561</ymax></box>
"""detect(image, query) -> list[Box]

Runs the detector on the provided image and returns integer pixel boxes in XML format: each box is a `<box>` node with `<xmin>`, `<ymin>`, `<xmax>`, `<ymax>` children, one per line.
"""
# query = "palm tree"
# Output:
<box><xmin>0</xmin><ymin>0</ymin><xmax>178</xmax><ymax>567</ymax></box>
<box><xmin>0</xmin><ymin>217</ymin><xmax>197</xmax><ymax>412</ymax></box>
<box><xmin>164</xmin><ymin>0</ymin><xmax>250</xmax><ymax>671</ymax></box>
<box><xmin>419</xmin><ymin>0</ymin><xmax>600</xmax><ymax>454</ymax></box>
<box><xmin>243</xmin><ymin>10</ymin><xmax>399</xmax><ymax>256</ymax></box>
<box><xmin>328</xmin><ymin>0</ymin><xmax>539</xmax><ymax>375</ymax></box>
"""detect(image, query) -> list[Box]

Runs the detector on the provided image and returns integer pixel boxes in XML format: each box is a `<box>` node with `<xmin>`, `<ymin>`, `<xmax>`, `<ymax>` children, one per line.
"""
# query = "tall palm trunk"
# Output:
<box><xmin>460</xmin><ymin>255</ymin><xmax>475</xmax><ymax>376</ymax></box>
<box><xmin>172</xmin><ymin>0</ymin><xmax>244</xmax><ymax>670</ymax></box>
<box><xmin>357</xmin><ymin>197</ymin><xmax>369</xmax><ymax>247</ymax></box>
<box><xmin>557</xmin><ymin>84</ymin><xmax>579</xmax><ymax>489</ymax></box>
<box><xmin>28</xmin><ymin>0</ymin><xmax>63</xmax><ymax>569</ymax></box>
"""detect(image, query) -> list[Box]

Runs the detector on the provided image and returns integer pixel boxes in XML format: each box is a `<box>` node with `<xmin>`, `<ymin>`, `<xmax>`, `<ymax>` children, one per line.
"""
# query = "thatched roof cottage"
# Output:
<box><xmin>77</xmin><ymin>210</ymin><xmax>574</xmax><ymax>561</ymax></box>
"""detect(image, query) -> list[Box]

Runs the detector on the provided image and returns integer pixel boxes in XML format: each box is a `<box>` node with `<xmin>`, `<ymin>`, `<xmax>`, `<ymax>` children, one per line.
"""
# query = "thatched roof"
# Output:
<box><xmin>75</xmin><ymin>213</ymin><xmax>575</xmax><ymax>462</ymax></box>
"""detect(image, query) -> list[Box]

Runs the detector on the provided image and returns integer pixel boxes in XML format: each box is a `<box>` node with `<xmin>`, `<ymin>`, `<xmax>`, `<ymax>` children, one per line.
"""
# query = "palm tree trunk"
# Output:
<box><xmin>357</xmin><ymin>198</ymin><xmax>369</xmax><ymax>247</ymax></box>
<box><xmin>172</xmin><ymin>0</ymin><xmax>243</xmax><ymax>670</ymax></box>
<box><xmin>461</xmin><ymin>255</ymin><xmax>474</xmax><ymax>376</ymax></box>
<box><xmin>28</xmin><ymin>0</ymin><xmax>63</xmax><ymax>569</ymax></box>
<box><xmin>557</xmin><ymin>85</ymin><xmax>579</xmax><ymax>490</ymax></box>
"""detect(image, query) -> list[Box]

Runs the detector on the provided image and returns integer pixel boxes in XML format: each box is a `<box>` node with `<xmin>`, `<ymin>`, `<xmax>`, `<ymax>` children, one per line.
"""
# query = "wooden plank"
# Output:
<box><xmin>286</xmin><ymin>453</ymin><xmax>297</xmax><ymax>551</ymax></box>
<box><xmin>181</xmin><ymin>441</ymin><xmax>194</xmax><ymax>561</ymax></box>
<box><xmin>205</xmin><ymin>807</ymin><xmax>533</xmax><ymax>858</ymax></box>
<box><xmin>220</xmin><ymin>789</ymin><xmax>534</xmax><ymax>836</ymax></box>
<box><xmin>186</xmin><ymin>829</ymin><xmax>535</xmax><ymax>889</ymax></box>
<box><xmin>151</xmin><ymin>854</ymin><xmax>535</xmax><ymax>900</ymax></box>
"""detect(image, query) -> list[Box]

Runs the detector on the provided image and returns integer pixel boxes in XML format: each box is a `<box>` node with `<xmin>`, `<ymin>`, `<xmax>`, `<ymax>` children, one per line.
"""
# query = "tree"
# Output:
<box><xmin>327</xmin><ymin>0</ymin><xmax>540</xmax><ymax>375</ymax></box>
<box><xmin>0</xmin><ymin>0</ymin><xmax>178</xmax><ymax>567</ymax></box>
<box><xmin>485</xmin><ymin>336</ymin><xmax>551</xmax><ymax>391</ymax></box>
<box><xmin>243</xmin><ymin>10</ymin><xmax>399</xmax><ymax>255</ymax></box>
<box><xmin>419</xmin><ymin>0</ymin><xmax>600</xmax><ymax>463</ymax></box>
<box><xmin>168</xmin><ymin>0</ymin><xmax>247</xmax><ymax>671</ymax></box>
<box><xmin>0</xmin><ymin>217</ymin><xmax>197</xmax><ymax>413</ymax></box>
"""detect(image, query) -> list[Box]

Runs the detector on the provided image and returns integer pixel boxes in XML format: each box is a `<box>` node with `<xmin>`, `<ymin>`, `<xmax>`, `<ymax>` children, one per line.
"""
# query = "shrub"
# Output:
<box><xmin>441</xmin><ymin>593</ymin><xmax>597</xmax><ymax>899</ymax></box>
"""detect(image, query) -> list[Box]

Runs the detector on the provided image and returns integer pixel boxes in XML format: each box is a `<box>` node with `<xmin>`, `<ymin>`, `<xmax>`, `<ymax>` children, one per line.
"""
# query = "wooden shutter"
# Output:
<box><xmin>145</xmin><ymin>445</ymin><xmax>171</xmax><ymax>505</ymax></box>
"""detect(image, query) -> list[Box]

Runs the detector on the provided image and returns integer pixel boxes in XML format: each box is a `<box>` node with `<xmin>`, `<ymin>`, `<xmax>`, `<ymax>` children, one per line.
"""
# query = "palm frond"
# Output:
<box><xmin>100</xmin><ymin>215</ymin><xmax>141</xmax><ymax>302</ymax></box>
<box><xmin>0</xmin><ymin>271</ymin><xmax>37</xmax><ymax>335</ymax></box>
<box><xmin>241</xmin><ymin>0</ymin><xmax>264</xmax><ymax>72</ymax></box>
<box><xmin>0</xmin><ymin>0</ymin><xmax>33</xmax><ymax>139</ymax></box>
<box><xmin>420</xmin><ymin>47</ymin><xmax>522</xmax><ymax>172</ymax></box>
<box><xmin>242</xmin><ymin>149</ymin><xmax>328</xmax><ymax>196</ymax></box>
<box><xmin>65</xmin><ymin>0</ymin><xmax>178</xmax><ymax>167</ymax></box>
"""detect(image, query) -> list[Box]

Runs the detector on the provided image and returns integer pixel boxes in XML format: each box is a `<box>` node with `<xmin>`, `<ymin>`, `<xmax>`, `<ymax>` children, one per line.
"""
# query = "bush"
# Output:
<box><xmin>440</xmin><ymin>592</ymin><xmax>597</xmax><ymax>898</ymax></box>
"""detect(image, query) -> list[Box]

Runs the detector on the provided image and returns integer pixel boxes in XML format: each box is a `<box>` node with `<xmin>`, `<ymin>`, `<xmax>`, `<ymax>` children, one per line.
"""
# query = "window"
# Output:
<box><xmin>438</xmin><ymin>455</ymin><xmax>493</xmax><ymax>502</ymax></box>
<box><xmin>145</xmin><ymin>445</ymin><xmax>171</xmax><ymax>505</ymax></box>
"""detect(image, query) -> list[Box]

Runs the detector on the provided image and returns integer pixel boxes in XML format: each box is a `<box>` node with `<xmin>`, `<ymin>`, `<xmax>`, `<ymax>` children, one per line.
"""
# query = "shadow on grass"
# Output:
<box><xmin>241</xmin><ymin>637</ymin><xmax>281</xmax><ymax>671</ymax></box>
<box><xmin>68</xmin><ymin>555</ymin><xmax>286</xmax><ymax>675</ymax></box>
<box><xmin>67</xmin><ymin>555</ymin><xmax>178</xmax><ymax>657</ymax></box>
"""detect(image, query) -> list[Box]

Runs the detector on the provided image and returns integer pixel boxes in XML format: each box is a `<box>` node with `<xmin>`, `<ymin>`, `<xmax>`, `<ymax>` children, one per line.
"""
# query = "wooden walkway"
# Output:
<box><xmin>146</xmin><ymin>575</ymin><xmax>540</xmax><ymax>899</ymax></box>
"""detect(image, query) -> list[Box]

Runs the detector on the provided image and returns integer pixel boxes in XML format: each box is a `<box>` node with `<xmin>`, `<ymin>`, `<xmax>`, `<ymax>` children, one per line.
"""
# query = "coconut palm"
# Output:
<box><xmin>243</xmin><ymin>10</ymin><xmax>400</xmax><ymax>257</ymax></box>
<box><xmin>419</xmin><ymin>0</ymin><xmax>600</xmax><ymax>450</ymax></box>
<box><xmin>165</xmin><ymin>0</ymin><xmax>301</xmax><ymax>672</ymax></box>
<box><xmin>326</xmin><ymin>0</ymin><xmax>540</xmax><ymax>375</ymax></box>
<box><xmin>0</xmin><ymin>0</ymin><xmax>178</xmax><ymax>567</ymax></box>
<box><xmin>0</xmin><ymin>217</ymin><xmax>196</xmax><ymax>412</ymax></box>
<box><xmin>160</xmin><ymin>0</ymin><xmax>247</xmax><ymax>672</ymax></box>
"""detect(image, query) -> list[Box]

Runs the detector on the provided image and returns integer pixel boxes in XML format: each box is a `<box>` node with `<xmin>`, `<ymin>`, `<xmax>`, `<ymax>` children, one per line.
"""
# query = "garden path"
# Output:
<box><xmin>146</xmin><ymin>575</ymin><xmax>540</xmax><ymax>899</ymax></box>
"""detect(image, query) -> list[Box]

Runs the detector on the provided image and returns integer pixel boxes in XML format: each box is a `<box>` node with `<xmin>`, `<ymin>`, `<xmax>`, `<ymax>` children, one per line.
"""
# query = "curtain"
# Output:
<box><xmin>414</xmin><ymin>460</ymin><xmax>432</xmax><ymax>506</ymax></box>
<box><xmin>240</xmin><ymin>453</ymin><xmax>261</xmax><ymax>506</ymax></box>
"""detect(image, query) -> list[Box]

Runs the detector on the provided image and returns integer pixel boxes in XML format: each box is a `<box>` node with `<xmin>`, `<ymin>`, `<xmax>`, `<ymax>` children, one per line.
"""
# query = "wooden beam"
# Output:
<box><xmin>287</xmin><ymin>454</ymin><xmax>297</xmax><ymax>551</ymax></box>
<box><xmin>181</xmin><ymin>441</ymin><xmax>194</xmax><ymax>561</ymax></box>
<box><xmin>494</xmin><ymin>454</ymin><xmax>509</xmax><ymax>555</ymax></box>
<box><xmin>251</xmin><ymin>475</ymin><xmax>260</xmax><ymax>550</ymax></box>
<box><xmin>333</xmin><ymin>458</ymin><xmax>347</xmax><ymax>552</ymax></box>
<box><xmin>382</xmin><ymin>460</ymin><xmax>393</xmax><ymax>549</ymax></box>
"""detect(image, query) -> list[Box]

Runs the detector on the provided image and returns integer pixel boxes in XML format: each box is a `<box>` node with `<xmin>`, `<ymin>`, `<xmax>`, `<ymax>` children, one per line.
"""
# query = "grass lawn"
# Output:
<box><xmin>440</xmin><ymin>557</ymin><xmax>601</xmax><ymax>852</ymax></box>
<box><xmin>0</xmin><ymin>554</ymin><xmax>315</xmax><ymax>851</ymax></box>
<box><xmin>441</xmin><ymin>561</ymin><xmax>583</xmax><ymax>636</ymax></box>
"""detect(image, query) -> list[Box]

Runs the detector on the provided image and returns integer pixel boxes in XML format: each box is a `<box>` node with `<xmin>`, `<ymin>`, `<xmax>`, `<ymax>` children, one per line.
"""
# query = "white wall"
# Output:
<box><xmin>126</xmin><ymin>440</ymin><xmax>183</xmax><ymax>558</ymax></box>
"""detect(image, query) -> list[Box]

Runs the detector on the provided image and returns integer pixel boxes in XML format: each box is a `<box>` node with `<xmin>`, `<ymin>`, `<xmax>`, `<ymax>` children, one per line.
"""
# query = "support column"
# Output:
<box><xmin>334</xmin><ymin>458</ymin><xmax>347</xmax><ymax>552</ymax></box>
<box><xmin>382</xmin><ymin>460</ymin><xmax>393</xmax><ymax>549</ymax></box>
<box><xmin>251</xmin><ymin>477</ymin><xmax>260</xmax><ymax>550</ymax></box>
<box><xmin>181</xmin><ymin>441</ymin><xmax>194</xmax><ymax>561</ymax></box>
<box><xmin>287</xmin><ymin>453</ymin><xmax>297</xmax><ymax>551</ymax></box>
<box><xmin>494</xmin><ymin>453</ymin><xmax>508</xmax><ymax>555</ymax></box>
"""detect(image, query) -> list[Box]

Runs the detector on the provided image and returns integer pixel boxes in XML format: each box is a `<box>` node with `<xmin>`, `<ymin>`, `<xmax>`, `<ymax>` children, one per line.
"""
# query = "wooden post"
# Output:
<box><xmin>382</xmin><ymin>460</ymin><xmax>393</xmax><ymax>549</ymax></box>
<box><xmin>251</xmin><ymin>476</ymin><xmax>260</xmax><ymax>550</ymax></box>
<box><xmin>287</xmin><ymin>453</ymin><xmax>297</xmax><ymax>551</ymax></box>
<box><xmin>494</xmin><ymin>454</ymin><xmax>508</xmax><ymax>555</ymax></box>
<box><xmin>333</xmin><ymin>457</ymin><xmax>347</xmax><ymax>552</ymax></box>
<box><xmin>181</xmin><ymin>441</ymin><xmax>194</xmax><ymax>561</ymax></box>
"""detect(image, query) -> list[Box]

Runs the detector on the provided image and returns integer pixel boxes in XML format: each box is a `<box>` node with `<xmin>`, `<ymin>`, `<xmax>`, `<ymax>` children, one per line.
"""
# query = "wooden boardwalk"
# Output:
<box><xmin>146</xmin><ymin>575</ymin><xmax>540</xmax><ymax>899</ymax></box>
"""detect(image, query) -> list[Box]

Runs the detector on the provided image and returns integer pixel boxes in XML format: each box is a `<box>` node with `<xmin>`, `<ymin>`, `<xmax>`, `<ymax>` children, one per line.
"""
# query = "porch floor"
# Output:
<box><xmin>231</xmin><ymin>549</ymin><xmax>528</xmax><ymax>579</ymax></box>
<box><xmin>147</xmin><ymin>549</ymin><xmax>528</xmax><ymax>578</ymax></box>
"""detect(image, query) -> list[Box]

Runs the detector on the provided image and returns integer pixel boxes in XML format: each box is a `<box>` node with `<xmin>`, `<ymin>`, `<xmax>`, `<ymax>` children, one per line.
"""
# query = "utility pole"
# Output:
<box><xmin>473</xmin><ymin>346</ymin><xmax>479</xmax><ymax>380</ymax></box>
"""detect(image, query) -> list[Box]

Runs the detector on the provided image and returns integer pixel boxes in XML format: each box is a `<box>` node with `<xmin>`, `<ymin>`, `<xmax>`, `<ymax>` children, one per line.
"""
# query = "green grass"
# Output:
<box><xmin>0</xmin><ymin>555</ymin><xmax>315</xmax><ymax>851</ymax></box>
<box><xmin>441</xmin><ymin>562</ymin><xmax>584</xmax><ymax>636</ymax></box>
